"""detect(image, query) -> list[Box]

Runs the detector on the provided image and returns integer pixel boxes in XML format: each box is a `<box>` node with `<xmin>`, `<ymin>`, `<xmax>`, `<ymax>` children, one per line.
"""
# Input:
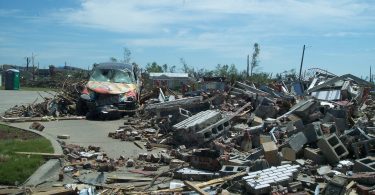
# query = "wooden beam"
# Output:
<box><xmin>153</xmin><ymin>171</ymin><xmax>247</xmax><ymax>193</ymax></box>
<box><xmin>183</xmin><ymin>181</ymin><xmax>208</xmax><ymax>195</ymax></box>
<box><xmin>106</xmin><ymin>175</ymin><xmax>153</xmax><ymax>183</ymax></box>
<box><xmin>33</xmin><ymin>187</ymin><xmax>75</xmax><ymax>195</ymax></box>
<box><xmin>14</xmin><ymin>152</ymin><xmax>63</xmax><ymax>158</ymax></box>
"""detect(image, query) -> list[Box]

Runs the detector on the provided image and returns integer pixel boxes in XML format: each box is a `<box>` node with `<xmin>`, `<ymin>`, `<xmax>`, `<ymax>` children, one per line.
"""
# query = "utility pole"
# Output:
<box><xmin>370</xmin><ymin>66</ymin><xmax>373</xmax><ymax>83</ymax></box>
<box><xmin>26</xmin><ymin>57</ymin><xmax>30</xmax><ymax>71</ymax></box>
<box><xmin>299</xmin><ymin>45</ymin><xmax>305</xmax><ymax>81</ymax></box>
<box><xmin>246</xmin><ymin>54</ymin><xmax>250</xmax><ymax>78</ymax></box>
<box><xmin>32</xmin><ymin>53</ymin><xmax>35</xmax><ymax>81</ymax></box>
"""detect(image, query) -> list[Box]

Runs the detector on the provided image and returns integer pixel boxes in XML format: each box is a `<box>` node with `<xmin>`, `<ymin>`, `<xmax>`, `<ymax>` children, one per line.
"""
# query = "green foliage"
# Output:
<box><xmin>180</xmin><ymin>58</ymin><xmax>195</xmax><ymax>75</ymax></box>
<box><xmin>0</xmin><ymin>125</ymin><xmax>53</xmax><ymax>185</ymax></box>
<box><xmin>275</xmin><ymin>68</ymin><xmax>298</xmax><ymax>81</ymax></box>
<box><xmin>249</xmin><ymin>72</ymin><xmax>273</xmax><ymax>84</ymax></box>
<box><xmin>109</xmin><ymin>57</ymin><xmax>118</xmax><ymax>62</ymax></box>
<box><xmin>146</xmin><ymin>62</ymin><xmax>163</xmax><ymax>73</ymax></box>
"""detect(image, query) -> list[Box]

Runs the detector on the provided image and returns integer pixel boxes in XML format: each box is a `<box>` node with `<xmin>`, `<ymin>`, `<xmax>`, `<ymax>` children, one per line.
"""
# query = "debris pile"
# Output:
<box><xmin>2</xmin><ymin>80</ymin><xmax>86</xmax><ymax>118</ymax></box>
<box><xmin>60</xmin><ymin>142</ymin><xmax>126</xmax><ymax>179</ymax></box>
<box><xmin>3</xmin><ymin>72</ymin><xmax>375</xmax><ymax>194</ymax></box>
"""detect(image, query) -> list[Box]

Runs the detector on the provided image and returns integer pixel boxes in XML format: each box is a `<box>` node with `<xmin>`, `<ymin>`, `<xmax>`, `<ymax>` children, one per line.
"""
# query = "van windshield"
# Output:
<box><xmin>90</xmin><ymin>68</ymin><xmax>134</xmax><ymax>83</ymax></box>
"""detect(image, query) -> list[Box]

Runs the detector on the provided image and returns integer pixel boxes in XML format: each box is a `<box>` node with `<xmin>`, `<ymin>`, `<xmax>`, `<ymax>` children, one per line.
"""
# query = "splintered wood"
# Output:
<box><xmin>3</xmin><ymin>80</ymin><xmax>85</xmax><ymax>118</ymax></box>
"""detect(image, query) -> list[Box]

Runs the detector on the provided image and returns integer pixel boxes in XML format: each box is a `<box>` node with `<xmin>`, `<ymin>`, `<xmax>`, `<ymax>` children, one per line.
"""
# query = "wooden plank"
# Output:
<box><xmin>150</xmin><ymin>143</ymin><xmax>170</xmax><ymax>149</ymax></box>
<box><xmin>106</xmin><ymin>175</ymin><xmax>153</xmax><ymax>183</ymax></box>
<box><xmin>14</xmin><ymin>152</ymin><xmax>63</xmax><ymax>158</ymax></box>
<box><xmin>183</xmin><ymin>181</ymin><xmax>208</xmax><ymax>195</ymax></box>
<box><xmin>33</xmin><ymin>187</ymin><xmax>75</xmax><ymax>195</ymax></box>
<box><xmin>154</xmin><ymin>171</ymin><xmax>247</xmax><ymax>193</ymax></box>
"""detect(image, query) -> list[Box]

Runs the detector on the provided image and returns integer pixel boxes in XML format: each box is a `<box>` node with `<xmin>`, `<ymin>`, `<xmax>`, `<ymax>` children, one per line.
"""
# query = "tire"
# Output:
<box><xmin>76</xmin><ymin>99</ymin><xmax>88</xmax><ymax>116</ymax></box>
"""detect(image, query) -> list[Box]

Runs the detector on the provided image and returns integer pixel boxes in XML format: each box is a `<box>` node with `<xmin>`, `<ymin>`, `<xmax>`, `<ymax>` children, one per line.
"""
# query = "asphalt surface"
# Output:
<box><xmin>0</xmin><ymin>89</ymin><xmax>148</xmax><ymax>159</ymax></box>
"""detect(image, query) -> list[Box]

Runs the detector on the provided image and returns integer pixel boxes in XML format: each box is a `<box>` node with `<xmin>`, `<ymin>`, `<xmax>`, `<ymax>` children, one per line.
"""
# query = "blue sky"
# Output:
<box><xmin>0</xmin><ymin>0</ymin><xmax>374</xmax><ymax>77</ymax></box>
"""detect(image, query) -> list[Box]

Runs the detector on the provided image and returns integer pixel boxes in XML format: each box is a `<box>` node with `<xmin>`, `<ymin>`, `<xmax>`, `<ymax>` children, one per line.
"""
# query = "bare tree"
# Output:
<box><xmin>123</xmin><ymin>47</ymin><xmax>132</xmax><ymax>64</ymax></box>
<box><xmin>250</xmin><ymin>43</ymin><xmax>260</xmax><ymax>77</ymax></box>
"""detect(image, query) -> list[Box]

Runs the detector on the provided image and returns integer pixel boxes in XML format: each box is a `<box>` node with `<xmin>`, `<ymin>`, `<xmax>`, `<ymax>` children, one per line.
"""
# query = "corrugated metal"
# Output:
<box><xmin>311</xmin><ymin>90</ymin><xmax>341</xmax><ymax>101</ymax></box>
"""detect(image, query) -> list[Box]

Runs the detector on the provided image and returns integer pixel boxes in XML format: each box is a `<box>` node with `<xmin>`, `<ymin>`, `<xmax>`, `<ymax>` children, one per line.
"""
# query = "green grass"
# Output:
<box><xmin>0</xmin><ymin>124</ymin><xmax>53</xmax><ymax>186</ymax></box>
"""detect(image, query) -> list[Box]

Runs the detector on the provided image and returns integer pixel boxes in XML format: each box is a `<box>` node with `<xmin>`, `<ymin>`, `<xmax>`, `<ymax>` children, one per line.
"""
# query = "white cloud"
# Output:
<box><xmin>59</xmin><ymin>0</ymin><xmax>374</xmax><ymax>33</ymax></box>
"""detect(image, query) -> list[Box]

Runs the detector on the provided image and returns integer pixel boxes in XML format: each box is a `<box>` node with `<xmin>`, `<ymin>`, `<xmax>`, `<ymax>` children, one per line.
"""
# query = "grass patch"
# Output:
<box><xmin>0</xmin><ymin>124</ymin><xmax>53</xmax><ymax>186</ymax></box>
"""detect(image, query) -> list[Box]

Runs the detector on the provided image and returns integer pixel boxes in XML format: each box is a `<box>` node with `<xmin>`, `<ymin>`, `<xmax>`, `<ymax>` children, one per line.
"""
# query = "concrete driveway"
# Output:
<box><xmin>0</xmin><ymin>90</ymin><xmax>53</xmax><ymax>114</ymax></box>
<box><xmin>1</xmin><ymin>90</ymin><xmax>147</xmax><ymax>159</ymax></box>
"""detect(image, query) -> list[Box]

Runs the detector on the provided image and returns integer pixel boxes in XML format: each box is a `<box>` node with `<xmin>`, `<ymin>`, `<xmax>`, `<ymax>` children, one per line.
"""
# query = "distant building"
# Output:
<box><xmin>149</xmin><ymin>72</ymin><xmax>192</xmax><ymax>89</ymax></box>
<box><xmin>201</xmin><ymin>76</ymin><xmax>227</xmax><ymax>91</ymax></box>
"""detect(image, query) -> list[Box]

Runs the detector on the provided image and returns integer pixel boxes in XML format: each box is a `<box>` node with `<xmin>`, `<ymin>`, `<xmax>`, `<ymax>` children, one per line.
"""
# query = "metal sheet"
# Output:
<box><xmin>311</xmin><ymin>90</ymin><xmax>341</xmax><ymax>101</ymax></box>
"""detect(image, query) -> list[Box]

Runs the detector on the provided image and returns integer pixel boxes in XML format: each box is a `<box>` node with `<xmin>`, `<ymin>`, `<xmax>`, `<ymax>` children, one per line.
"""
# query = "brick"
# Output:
<box><xmin>29</xmin><ymin>122</ymin><xmax>45</xmax><ymax>131</ymax></box>
<box><xmin>317</xmin><ymin>134</ymin><xmax>349</xmax><ymax>164</ymax></box>
<box><xmin>57</xmin><ymin>134</ymin><xmax>70</xmax><ymax>139</ymax></box>
<box><xmin>243</xmin><ymin>164</ymin><xmax>300</xmax><ymax>195</ymax></box>
<box><xmin>262</xmin><ymin>141</ymin><xmax>280</xmax><ymax>166</ymax></box>
<box><xmin>353</xmin><ymin>157</ymin><xmax>375</xmax><ymax>173</ymax></box>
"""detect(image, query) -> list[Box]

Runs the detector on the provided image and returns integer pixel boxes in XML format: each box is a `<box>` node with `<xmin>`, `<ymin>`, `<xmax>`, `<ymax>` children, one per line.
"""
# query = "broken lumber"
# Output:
<box><xmin>183</xmin><ymin>181</ymin><xmax>209</xmax><ymax>195</ymax></box>
<box><xmin>33</xmin><ymin>187</ymin><xmax>75</xmax><ymax>195</ymax></box>
<box><xmin>106</xmin><ymin>175</ymin><xmax>153</xmax><ymax>183</ymax></box>
<box><xmin>14</xmin><ymin>152</ymin><xmax>63</xmax><ymax>158</ymax></box>
<box><xmin>154</xmin><ymin>171</ymin><xmax>247</xmax><ymax>193</ymax></box>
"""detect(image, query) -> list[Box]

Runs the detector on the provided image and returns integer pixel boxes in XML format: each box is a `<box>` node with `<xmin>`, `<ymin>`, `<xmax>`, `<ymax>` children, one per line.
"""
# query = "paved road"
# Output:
<box><xmin>1</xmin><ymin>90</ymin><xmax>149</xmax><ymax>159</ymax></box>
<box><xmin>11</xmin><ymin>120</ymin><xmax>147</xmax><ymax>158</ymax></box>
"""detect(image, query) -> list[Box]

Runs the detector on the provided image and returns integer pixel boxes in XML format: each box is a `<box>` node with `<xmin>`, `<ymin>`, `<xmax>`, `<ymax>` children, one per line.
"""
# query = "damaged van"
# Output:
<box><xmin>77</xmin><ymin>62</ymin><xmax>139</xmax><ymax>119</ymax></box>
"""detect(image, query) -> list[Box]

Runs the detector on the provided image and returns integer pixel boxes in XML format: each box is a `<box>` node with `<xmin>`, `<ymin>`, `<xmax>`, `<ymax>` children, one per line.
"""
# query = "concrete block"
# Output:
<box><xmin>57</xmin><ymin>134</ymin><xmax>70</xmax><ymax>139</ymax></box>
<box><xmin>29</xmin><ymin>122</ymin><xmax>45</xmax><ymax>131</ymax></box>
<box><xmin>353</xmin><ymin>157</ymin><xmax>375</xmax><ymax>173</ymax></box>
<box><xmin>254</xmin><ymin>105</ymin><xmax>277</xmax><ymax>119</ymax></box>
<box><xmin>302</xmin><ymin>122</ymin><xmax>324</xmax><ymax>143</ymax></box>
<box><xmin>304</xmin><ymin>147</ymin><xmax>326</xmax><ymax>164</ymax></box>
<box><xmin>287</xmin><ymin>114</ymin><xmax>304</xmax><ymax>130</ymax></box>
<box><xmin>173</xmin><ymin>110</ymin><xmax>229</xmax><ymax>145</ymax></box>
<box><xmin>327</xmin><ymin>109</ymin><xmax>347</xmax><ymax>119</ymax></box>
<box><xmin>317</xmin><ymin>134</ymin><xmax>349</xmax><ymax>164</ymax></box>
<box><xmin>281</xmin><ymin>147</ymin><xmax>296</xmax><ymax>161</ymax></box>
<box><xmin>334</xmin><ymin>117</ymin><xmax>349</xmax><ymax>134</ymax></box>
<box><xmin>253</xmin><ymin>116</ymin><xmax>264</xmax><ymax>126</ymax></box>
<box><xmin>219</xmin><ymin>165</ymin><xmax>250</xmax><ymax>176</ymax></box>
<box><xmin>260</xmin><ymin>135</ymin><xmax>272</xmax><ymax>144</ymax></box>
<box><xmin>324</xmin><ymin>176</ymin><xmax>347</xmax><ymax>195</ymax></box>
<box><xmin>262</xmin><ymin>141</ymin><xmax>280</xmax><ymax>166</ymax></box>
<box><xmin>287</xmin><ymin>132</ymin><xmax>307</xmax><ymax>152</ymax></box>
<box><xmin>173</xmin><ymin>110</ymin><xmax>221</xmax><ymax>132</ymax></box>
<box><xmin>293</xmin><ymin>100</ymin><xmax>318</xmax><ymax>120</ymax></box>
<box><xmin>351</xmin><ymin>139</ymin><xmax>375</xmax><ymax>159</ymax></box>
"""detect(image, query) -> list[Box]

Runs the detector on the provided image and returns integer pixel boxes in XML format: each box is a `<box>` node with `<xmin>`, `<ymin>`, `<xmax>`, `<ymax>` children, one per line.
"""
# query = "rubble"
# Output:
<box><xmin>2</xmin><ymin>80</ymin><xmax>86</xmax><ymax>119</ymax></box>
<box><xmin>3</xmin><ymin>71</ymin><xmax>375</xmax><ymax>194</ymax></box>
